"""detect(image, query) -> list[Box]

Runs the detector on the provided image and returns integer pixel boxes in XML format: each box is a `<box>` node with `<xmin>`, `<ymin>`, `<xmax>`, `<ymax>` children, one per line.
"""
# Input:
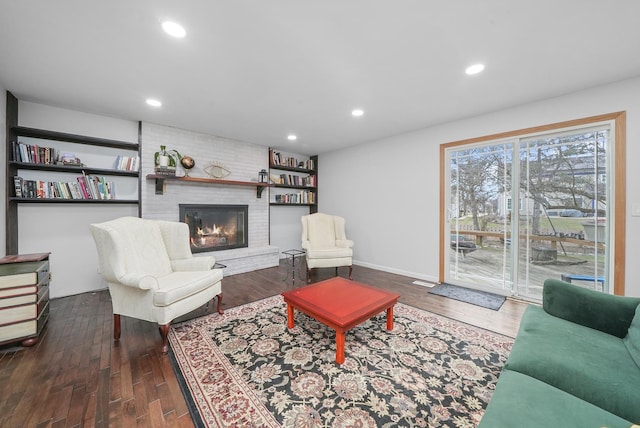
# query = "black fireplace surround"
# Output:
<box><xmin>179</xmin><ymin>204</ymin><xmax>248</xmax><ymax>253</ymax></box>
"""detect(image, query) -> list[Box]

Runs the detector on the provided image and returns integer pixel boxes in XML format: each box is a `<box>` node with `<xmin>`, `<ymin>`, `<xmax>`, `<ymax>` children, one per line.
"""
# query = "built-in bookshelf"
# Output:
<box><xmin>4</xmin><ymin>91</ymin><xmax>141</xmax><ymax>254</ymax></box>
<box><xmin>268</xmin><ymin>148</ymin><xmax>318</xmax><ymax>213</ymax></box>
<box><xmin>8</xmin><ymin>127</ymin><xmax>140</xmax><ymax>202</ymax></box>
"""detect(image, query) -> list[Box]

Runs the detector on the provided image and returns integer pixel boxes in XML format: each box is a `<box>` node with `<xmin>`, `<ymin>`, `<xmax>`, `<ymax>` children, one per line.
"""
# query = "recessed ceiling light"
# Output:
<box><xmin>465</xmin><ymin>63</ymin><xmax>485</xmax><ymax>75</ymax></box>
<box><xmin>146</xmin><ymin>98</ymin><xmax>162</xmax><ymax>107</ymax></box>
<box><xmin>351</xmin><ymin>109</ymin><xmax>364</xmax><ymax>117</ymax></box>
<box><xmin>162</xmin><ymin>21</ymin><xmax>186</xmax><ymax>38</ymax></box>
<box><xmin>287</xmin><ymin>134</ymin><xmax>297</xmax><ymax>141</ymax></box>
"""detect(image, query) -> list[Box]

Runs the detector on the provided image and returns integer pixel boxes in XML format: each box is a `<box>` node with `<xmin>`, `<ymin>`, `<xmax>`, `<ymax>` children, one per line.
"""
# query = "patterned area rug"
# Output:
<box><xmin>168</xmin><ymin>295</ymin><xmax>513</xmax><ymax>427</ymax></box>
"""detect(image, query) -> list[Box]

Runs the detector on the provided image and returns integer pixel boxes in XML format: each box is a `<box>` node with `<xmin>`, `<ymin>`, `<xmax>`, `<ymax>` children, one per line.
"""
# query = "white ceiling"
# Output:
<box><xmin>1</xmin><ymin>1</ymin><xmax>640</xmax><ymax>155</ymax></box>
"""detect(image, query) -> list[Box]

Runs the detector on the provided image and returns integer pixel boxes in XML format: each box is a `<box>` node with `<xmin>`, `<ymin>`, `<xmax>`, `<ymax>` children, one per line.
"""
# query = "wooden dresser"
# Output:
<box><xmin>0</xmin><ymin>252</ymin><xmax>50</xmax><ymax>347</ymax></box>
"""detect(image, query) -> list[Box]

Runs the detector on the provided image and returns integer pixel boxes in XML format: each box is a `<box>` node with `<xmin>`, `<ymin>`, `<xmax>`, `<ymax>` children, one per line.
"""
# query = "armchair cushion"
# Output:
<box><xmin>305</xmin><ymin>247</ymin><xmax>353</xmax><ymax>259</ymax></box>
<box><xmin>153</xmin><ymin>269</ymin><xmax>223</xmax><ymax>307</ymax></box>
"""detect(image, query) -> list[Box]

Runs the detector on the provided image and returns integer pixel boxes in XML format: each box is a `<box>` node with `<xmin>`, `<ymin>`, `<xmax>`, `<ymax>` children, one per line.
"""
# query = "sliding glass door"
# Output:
<box><xmin>445</xmin><ymin>122</ymin><xmax>613</xmax><ymax>301</ymax></box>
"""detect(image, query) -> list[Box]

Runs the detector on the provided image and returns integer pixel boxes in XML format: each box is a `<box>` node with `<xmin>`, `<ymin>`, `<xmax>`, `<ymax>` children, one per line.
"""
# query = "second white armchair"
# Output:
<box><xmin>301</xmin><ymin>213</ymin><xmax>354</xmax><ymax>283</ymax></box>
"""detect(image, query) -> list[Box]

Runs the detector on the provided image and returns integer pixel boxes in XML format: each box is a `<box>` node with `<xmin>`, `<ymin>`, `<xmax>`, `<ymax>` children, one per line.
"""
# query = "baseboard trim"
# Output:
<box><xmin>353</xmin><ymin>260</ymin><xmax>439</xmax><ymax>284</ymax></box>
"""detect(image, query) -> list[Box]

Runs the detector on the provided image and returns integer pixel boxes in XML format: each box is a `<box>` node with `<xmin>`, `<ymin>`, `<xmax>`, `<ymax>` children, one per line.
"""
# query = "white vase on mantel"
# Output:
<box><xmin>158</xmin><ymin>155</ymin><xmax>169</xmax><ymax>167</ymax></box>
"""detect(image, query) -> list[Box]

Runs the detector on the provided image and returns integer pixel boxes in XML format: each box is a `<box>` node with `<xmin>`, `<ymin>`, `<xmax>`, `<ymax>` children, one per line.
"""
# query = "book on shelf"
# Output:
<box><xmin>269</xmin><ymin>149</ymin><xmax>315</xmax><ymax>171</ymax></box>
<box><xmin>0</xmin><ymin>320</ymin><xmax>37</xmax><ymax>342</ymax></box>
<box><xmin>0</xmin><ymin>261</ymin><xmax>47</xmax><ymax>289</ymax></box>
<box><xmin>13</xmin><ymin>176</ymin><xmax>23</xmax><ymax>197</ymax></box>
<box><xmin>154</xmin><ymin>166</ymin><xmax>176</xmax><ymax>176</ymax></box>
<box><xmin>300</xmin><ymin>158</ymin><xmax>315</xmax><ymax>171</ymax></box>
<box><xmin>273</xmin><ymin>190</ymin><xmax>315</xmax><ymax>204</ymax></box>
<box><xmin>12</xmin><ymin>173</ymin><xmax>116</xmax><ymax>200</ymax></box>
<box><xmin>0</xmin><ymin>304</ymin><xmax>37</xmax><ymax>325</ymax></box>
<box><xmin>78</xmin><ymin>172</ymin><xmax>115</xmax><ymax>200</ymax></box>
<box><xmin>273</xmin><ymin>173</ymin><xmax>316</xmax><ymax>187</ymax></box>
<box><xmin>115</xmin><ymin>155</ymin><xmax>140</xmax><ymax>172</ymax></box>
<box><xmin>13</xmin><ymin>140</ymin><xmax>58</xmax><ymax>164</ymax></box>
<box><xmin>0</xmin><ymin>294</ymin><xmax>38</xmax><ymax>309</ymax></box>
<box><xmin>269</xmin><ymin>174</ymin><xmax>283</xmax><ymax>184</ymax></box>
<box><xmin>0</xmin><ymin>285</ymin><xmax>38</xmax><ymax>299</ymax></box>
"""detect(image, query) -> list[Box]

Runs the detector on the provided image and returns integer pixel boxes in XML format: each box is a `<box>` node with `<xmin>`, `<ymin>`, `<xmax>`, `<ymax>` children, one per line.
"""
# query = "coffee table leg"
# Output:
<box><xmin>287</xmin><ymin>303</ymin><xmax>295</xmax><ymax>328</ymax></box>
<box><xmin>386</xmin><ymin>306</ymin><xmax>394</xmax><ymax>330</ymax></box>
<box><xmin>336</xmin><ymin>330</ymin><xmax>345</xmax><ymax>364</ymax></box>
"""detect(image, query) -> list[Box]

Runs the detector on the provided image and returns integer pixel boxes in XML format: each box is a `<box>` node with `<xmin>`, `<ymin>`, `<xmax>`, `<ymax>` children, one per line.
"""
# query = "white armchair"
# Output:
<box><xmin>89</xmin><ymin>216</ymin><xmax>223</xmax><ymax>354</ymax></box>
<box><xmin>301</xmin><ymin>213</ymin><xmax>354</xmax><ymax>283</ymax></box>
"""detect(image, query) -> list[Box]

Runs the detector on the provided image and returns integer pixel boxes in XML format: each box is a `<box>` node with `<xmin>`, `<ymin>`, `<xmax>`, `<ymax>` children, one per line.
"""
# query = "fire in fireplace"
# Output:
<box><xmin>179</xmin><ymin>204</ymin><xmax>248</xmax><ymax>253</ymax></box>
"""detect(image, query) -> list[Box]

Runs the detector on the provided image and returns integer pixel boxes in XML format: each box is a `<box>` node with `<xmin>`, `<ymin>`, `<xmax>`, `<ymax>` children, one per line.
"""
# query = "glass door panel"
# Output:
<box><xmin>516</xmin><ymin>129</ymin><xmax>609</xmax><ymax>300</ymax></box>
<box><xmin>448</xmin><ymin>143</ymin><xmax>514</xmax><ymax>295</ymax></box>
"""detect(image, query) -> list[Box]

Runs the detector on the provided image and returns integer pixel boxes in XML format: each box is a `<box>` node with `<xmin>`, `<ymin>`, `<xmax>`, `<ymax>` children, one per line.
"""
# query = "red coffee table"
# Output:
<box><xmin>281</xmin><ymin>277</ymin><xmax>400</xmax><ymax>364</ymax></box>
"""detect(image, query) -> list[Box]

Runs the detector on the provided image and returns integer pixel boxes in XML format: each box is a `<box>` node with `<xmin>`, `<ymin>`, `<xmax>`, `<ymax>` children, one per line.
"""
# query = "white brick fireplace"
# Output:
<box><xmin>140</xmin><ymin>122</ymin><xmax>279</xmax><ymax>274</ymax></box>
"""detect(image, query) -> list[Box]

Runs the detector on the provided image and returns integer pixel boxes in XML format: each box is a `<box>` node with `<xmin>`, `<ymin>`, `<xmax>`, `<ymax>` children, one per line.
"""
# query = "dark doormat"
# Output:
<box><xmin>429</xmin><ymin>283</ymin><xmax>506</xmax><ymax>311</ymax></box>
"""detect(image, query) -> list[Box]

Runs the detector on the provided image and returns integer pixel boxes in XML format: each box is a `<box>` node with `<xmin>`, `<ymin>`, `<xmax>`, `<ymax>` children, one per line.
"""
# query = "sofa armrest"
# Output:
<box><xmin>171</xmin><ymin>256</ymin><xmax>215</xmax><ymax>272</ymax></box>
<box><xmin>543</xmin><ymin>278</ymin><xmax>640</xmax><ymax>338</ymax></box>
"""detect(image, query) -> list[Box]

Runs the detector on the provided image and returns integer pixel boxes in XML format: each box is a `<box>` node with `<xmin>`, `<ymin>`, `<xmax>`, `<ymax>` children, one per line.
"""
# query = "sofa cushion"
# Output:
<box><xmin>624</xmin><ymin>305</ymin><xmax>640</xmax><ymax>369</ymax></box>
<box><xmin>505</xmin><ymin>305</ymin><xmax>640</xmax><ymax>423</ymax></box>
<box><xmin>479</xmin><ymin>370</ymin><xmax>633</xmax><ymax>428</ymax></box>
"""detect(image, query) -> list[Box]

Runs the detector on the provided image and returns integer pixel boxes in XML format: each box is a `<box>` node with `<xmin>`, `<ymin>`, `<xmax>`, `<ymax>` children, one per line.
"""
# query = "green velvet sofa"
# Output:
<box><xmin>479</xmin><ymin>279</ymin><xmax>640</xmax><ymax>427</ymax></box>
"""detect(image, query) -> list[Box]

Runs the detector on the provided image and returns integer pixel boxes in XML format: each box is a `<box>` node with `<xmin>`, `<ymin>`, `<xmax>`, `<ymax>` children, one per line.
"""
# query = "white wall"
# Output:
<box><xmin>320</xmin><ymin>76</ymin><xmax>640</xmax><ymax>297</ymax></box>
<box><xmin>16</xmin><ymin>101</ymin><xmax>138</xmax><ymax>298</ymax></box>
<box><xmin>270</xmin><ymin>205</ymin><xmax>308</xmax><ymax>254</ymax></box>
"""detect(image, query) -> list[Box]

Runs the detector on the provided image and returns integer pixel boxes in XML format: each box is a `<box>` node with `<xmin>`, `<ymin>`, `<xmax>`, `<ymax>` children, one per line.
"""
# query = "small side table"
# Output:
<box><xmin>282</xmin><ymin>249</ymin><xmax>305</xmax><ymax>285</ymax></box>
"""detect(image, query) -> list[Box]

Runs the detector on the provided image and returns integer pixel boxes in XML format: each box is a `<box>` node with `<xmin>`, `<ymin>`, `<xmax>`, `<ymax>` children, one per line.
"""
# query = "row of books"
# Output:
<box><xmin>13</xmin><ymin>174</ymin><xmax>116</xmax><ymax>200</ymax></box>
<box><xmin>13</xmin><ymin>140</ymin><xmax>138</xmax><ymax>172</ymax></box>
<box><xmin>269</xmin><ymin>149</ymin><xmax>315</xmax><ymax>171</ymax></box>
<box><xmin>114</xmin><ymin>155</ymin><xmax>140</xmax><ymax>172</ymax></box>
<box><xmin>271</xmin><ymin>173</ymin><xmax>316</xmax><ymax>187</ymax></box>
<box><xmin>273</xmin><ymin>190</ymin><xmax>316</xmax><ymax>204</ymax></box>
<box><xmin>153</xmin><ymin>166</ymin><xmax>177</xmax><ymax>176</ymax></box>
<box><xmin>12</xmin><ymin>141</ymin><xmax>59</xmax><ymax>165</ymax></box>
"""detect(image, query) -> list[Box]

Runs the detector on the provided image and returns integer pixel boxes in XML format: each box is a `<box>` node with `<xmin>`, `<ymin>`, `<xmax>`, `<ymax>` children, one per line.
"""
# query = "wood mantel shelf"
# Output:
<box><xmin>146</xmin><ymin>174</ymin><xmax>270</xmax><ymax>198</ymax></box>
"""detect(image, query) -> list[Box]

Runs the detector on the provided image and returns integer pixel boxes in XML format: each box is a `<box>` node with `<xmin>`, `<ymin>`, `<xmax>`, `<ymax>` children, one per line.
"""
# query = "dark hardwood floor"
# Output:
<box><xmin>0</xmin><ymin>261</ymin><xmax>529</xmax><ymax>427</ymax></box>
